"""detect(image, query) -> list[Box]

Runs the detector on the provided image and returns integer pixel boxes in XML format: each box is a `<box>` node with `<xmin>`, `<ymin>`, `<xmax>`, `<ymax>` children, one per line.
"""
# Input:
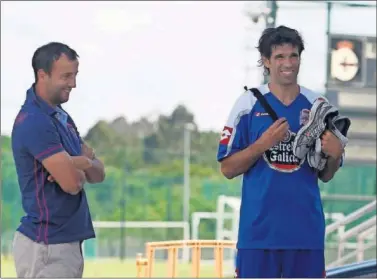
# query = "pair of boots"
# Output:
<box><xmin>293</xmin><ymin>98</ymin><xmax>351</xmax><ymax>171</ymax></box>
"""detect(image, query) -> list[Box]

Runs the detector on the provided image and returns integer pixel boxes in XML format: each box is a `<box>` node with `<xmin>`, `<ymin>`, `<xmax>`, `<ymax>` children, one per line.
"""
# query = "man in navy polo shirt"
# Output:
<box><xmin>11</xmin><ymin>42</ymin><xmax>105</xmax><ymax>278</ymax></box>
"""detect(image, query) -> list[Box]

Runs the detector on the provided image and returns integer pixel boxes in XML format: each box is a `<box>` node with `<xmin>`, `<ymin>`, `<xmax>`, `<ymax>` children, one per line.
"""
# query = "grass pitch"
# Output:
<box><xmin>1</xmin><ymin>256</ymin><xmax>232</xmax><ymax>278</ymax></box>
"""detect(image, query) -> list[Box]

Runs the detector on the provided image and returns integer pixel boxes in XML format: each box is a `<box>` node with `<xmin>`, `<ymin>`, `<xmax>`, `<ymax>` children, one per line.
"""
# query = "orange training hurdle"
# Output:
<box><xmin>136</xmin><ymin>239</ymin><xmax>236</xmax><ymax>278</ymax></box>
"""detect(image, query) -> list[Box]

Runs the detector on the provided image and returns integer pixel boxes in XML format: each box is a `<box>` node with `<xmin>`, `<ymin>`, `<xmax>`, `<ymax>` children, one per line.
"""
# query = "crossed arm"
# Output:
<box><xmin>20</xmin><ymin>115</ymin><xmax>105</xmax><ymax>195</ymax></box>
<box><xmin>70</xmin><ymin>143</ymin><xmax>105</xmax><ymax>184</ymax></box>
<box><xmin>45</xmin><ymin>143</ymin><xmax>105</xmax><ymax>193</ymax></box>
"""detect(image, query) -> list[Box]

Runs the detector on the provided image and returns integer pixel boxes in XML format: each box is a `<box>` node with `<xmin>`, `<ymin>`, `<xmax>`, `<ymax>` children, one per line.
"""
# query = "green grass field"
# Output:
<box><xmin>1</xmin><ymin>256</ymin><xmax>229</xmax><ymax>278</ymax></box>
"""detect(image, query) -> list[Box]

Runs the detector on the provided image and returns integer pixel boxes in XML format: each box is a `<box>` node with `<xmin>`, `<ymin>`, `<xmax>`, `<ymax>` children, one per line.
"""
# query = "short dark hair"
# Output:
<box><xmin>32</xmin><ymin>42</ymin><xmax>79</xmax><ymax>81</ymax></box>
<box><xmin>257</xmin><ymin>25</ymin><xmax>305</xmax><ymax>75</ymax></box>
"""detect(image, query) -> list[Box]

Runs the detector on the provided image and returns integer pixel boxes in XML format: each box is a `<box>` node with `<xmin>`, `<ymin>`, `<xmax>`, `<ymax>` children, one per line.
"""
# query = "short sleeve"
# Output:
<box><xmin>217</xmin><ymin>92</ymin><xmax>255</xmax><ymax>162</ymax></box>
<box><xmin>18</xmin><ymin>113</ymin><xmax>65</xmax><ymax>162</ymax></box>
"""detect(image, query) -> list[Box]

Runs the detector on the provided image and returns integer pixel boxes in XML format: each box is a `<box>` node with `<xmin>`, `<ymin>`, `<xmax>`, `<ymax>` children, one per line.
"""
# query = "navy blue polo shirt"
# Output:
<box><xmin>11</xmin><ymin>85</ymin><xmax>95</xmax><ymax>244</ymax></box>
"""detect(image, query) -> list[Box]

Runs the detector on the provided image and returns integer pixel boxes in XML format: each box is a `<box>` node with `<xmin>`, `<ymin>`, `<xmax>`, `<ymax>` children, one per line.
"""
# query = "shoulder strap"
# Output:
<box><xmin>244</xmin><ymin>86</ymin><xmax>279</xmax><ymax>121</ymax></box>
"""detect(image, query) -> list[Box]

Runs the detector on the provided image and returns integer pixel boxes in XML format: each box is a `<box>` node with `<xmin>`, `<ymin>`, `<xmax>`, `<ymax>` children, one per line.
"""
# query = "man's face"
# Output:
<box><xmin>263</xmin><ymin>43</ymin><xmax>300</xmax><ymax>86</ymax></box>
<box><xmin>39</xmin><ymin>54</ymin><xmax>79</xmax><ymax>105</ymax></box>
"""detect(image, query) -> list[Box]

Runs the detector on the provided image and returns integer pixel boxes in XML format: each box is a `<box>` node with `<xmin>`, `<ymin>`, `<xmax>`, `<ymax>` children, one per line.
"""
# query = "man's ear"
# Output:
<box><xmin>262</xmin><ymin>56</ymin><xmax>270</xmax><ymax>71</ymax></box>
<box><xmin>37</xmin><ymin>69</ymin><xmax>49</xmax><ymax>81</ymax></box>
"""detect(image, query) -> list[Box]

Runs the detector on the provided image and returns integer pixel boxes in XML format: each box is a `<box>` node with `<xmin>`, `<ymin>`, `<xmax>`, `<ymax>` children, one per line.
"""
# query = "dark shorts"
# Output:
<box><xmin>235</xmin><ymin>249</ymin><xmax>325</xmax><ymax>278</ymax></box>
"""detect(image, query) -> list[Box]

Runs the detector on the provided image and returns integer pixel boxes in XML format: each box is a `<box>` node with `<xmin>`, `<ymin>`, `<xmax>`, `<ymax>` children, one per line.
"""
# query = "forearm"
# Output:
<box><xmin>71</xmin><ymin>153</ymin><xmax>105</xmax><ymax>183</ymax></box>
<box><xmin>71</xmin><ymin>156</ymin><xmax>90</xmax><ymax>170</ymax></box>
<box><xmin>221</xmin><ymin>139</ymin><xmax>266</xmax><ymax>179</ymax></box>
<box><xmin>319</xmin><ymin>156</ymin><xmax>342</xmax><ymax>183</ymax></box>
<box><xmin>84</xmin><ymin>158</ymin><xmax>105</xmax><ymax>184</ymax></box>
<box><xmin>70</xmin><ymin>169</ymin><xmax>86</xmax><ymax>195</ymax></box>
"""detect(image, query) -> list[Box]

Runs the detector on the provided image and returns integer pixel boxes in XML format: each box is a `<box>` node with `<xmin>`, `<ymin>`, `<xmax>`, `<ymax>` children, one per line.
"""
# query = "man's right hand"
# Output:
<box><xmin>47</xmin><ymin>169</ymin><xmax>86</xmax><ymax>193</ymax></box>
<box><xmin>81</xmin><ymin>143</ymin><xmax>95</xmax><ymax>160</ymax></box>
<box><xmin>220</xmin><ymin>118</ymin><xmax>289</xmax><ymax>180</ymax></box>
<box><xmin>258</xmin><ymin>118</ymin><xmax>290</xmax><ymax>151</ymax></box>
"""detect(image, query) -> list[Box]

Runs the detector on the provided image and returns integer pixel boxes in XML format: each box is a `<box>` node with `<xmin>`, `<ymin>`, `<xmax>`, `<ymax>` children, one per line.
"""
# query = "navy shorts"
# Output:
<box><xmin>235</xmin><ymin>249</ymin><xmax>326</xmax><ymax>278</ymax></box>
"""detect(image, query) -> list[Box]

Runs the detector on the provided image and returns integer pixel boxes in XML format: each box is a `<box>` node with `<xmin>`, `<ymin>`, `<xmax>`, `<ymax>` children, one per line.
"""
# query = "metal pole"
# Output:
<box><xmin>119</xmin><ymin>182</ymin><xmax>126</xmax><ymax>261</ymax></box>
<box><xmin>263</xmin><ymin>0</ymin><xmax>278</xmax><ymax>84</ymax></box>
<box><xmin>182</xmin><ymin>125</ymin><xmax>192</xmax><ymax>262</ymax></box>
<box><xmin>119</xmin><ymin>165</ymin><xmax>128</xmax><ymax>261</ymax></box>
<box><xmin>183</xmin><ymin>127</ymin><xmax>190</xmax><ymax>226</ymax></box>
<box><xmin>323</xmin><ymin>2</ymin><xmax>334</xmax><ymax>208</ymax></box>
<box><xmin>266</xmin><ymin>0</ymin><xmax>278</xmax><ymax>28</ymax></box>
<box><xmin>325</xmin><ymin>2</ymin><xmax>332</xmax><ymax>89</ymax></box>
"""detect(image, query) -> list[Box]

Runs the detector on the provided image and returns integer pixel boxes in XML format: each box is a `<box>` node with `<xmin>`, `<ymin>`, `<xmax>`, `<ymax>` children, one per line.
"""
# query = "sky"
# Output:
<box><xmin>1</xmin><ymin>1</ymin><xmax>376</xmax><ymax>136</ymax></box>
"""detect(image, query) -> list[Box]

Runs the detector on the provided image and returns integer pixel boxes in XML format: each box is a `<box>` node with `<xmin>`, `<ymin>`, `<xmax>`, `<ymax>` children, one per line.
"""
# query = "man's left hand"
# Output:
<box><xmin>82</xmin><ymin>143</ymin><xmax>95</xmax><ymax>160</ymax></box>
<box><xmin>321</xmin><ymin>130</ymin><xmax>343</xmax><ymax>159</ymax></box>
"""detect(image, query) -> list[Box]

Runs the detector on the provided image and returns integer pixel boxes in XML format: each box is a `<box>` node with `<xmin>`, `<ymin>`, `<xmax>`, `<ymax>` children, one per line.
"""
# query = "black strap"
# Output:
<box><xmin>244</xmin><ymin>86</ymin><xmax>279</xmax><ymax>121</ymax></box>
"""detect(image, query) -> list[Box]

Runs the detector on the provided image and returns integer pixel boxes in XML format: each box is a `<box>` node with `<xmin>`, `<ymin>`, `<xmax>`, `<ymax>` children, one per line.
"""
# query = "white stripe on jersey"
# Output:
<box><xmin>300</xmin><ymin>86</ymin><xmax>329</xmax><ymax>105</ymax></box>
<box><xmin>222</xmin><ymin>84</ymin><xmax>269</xmax><ymax>158</ymax></box>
